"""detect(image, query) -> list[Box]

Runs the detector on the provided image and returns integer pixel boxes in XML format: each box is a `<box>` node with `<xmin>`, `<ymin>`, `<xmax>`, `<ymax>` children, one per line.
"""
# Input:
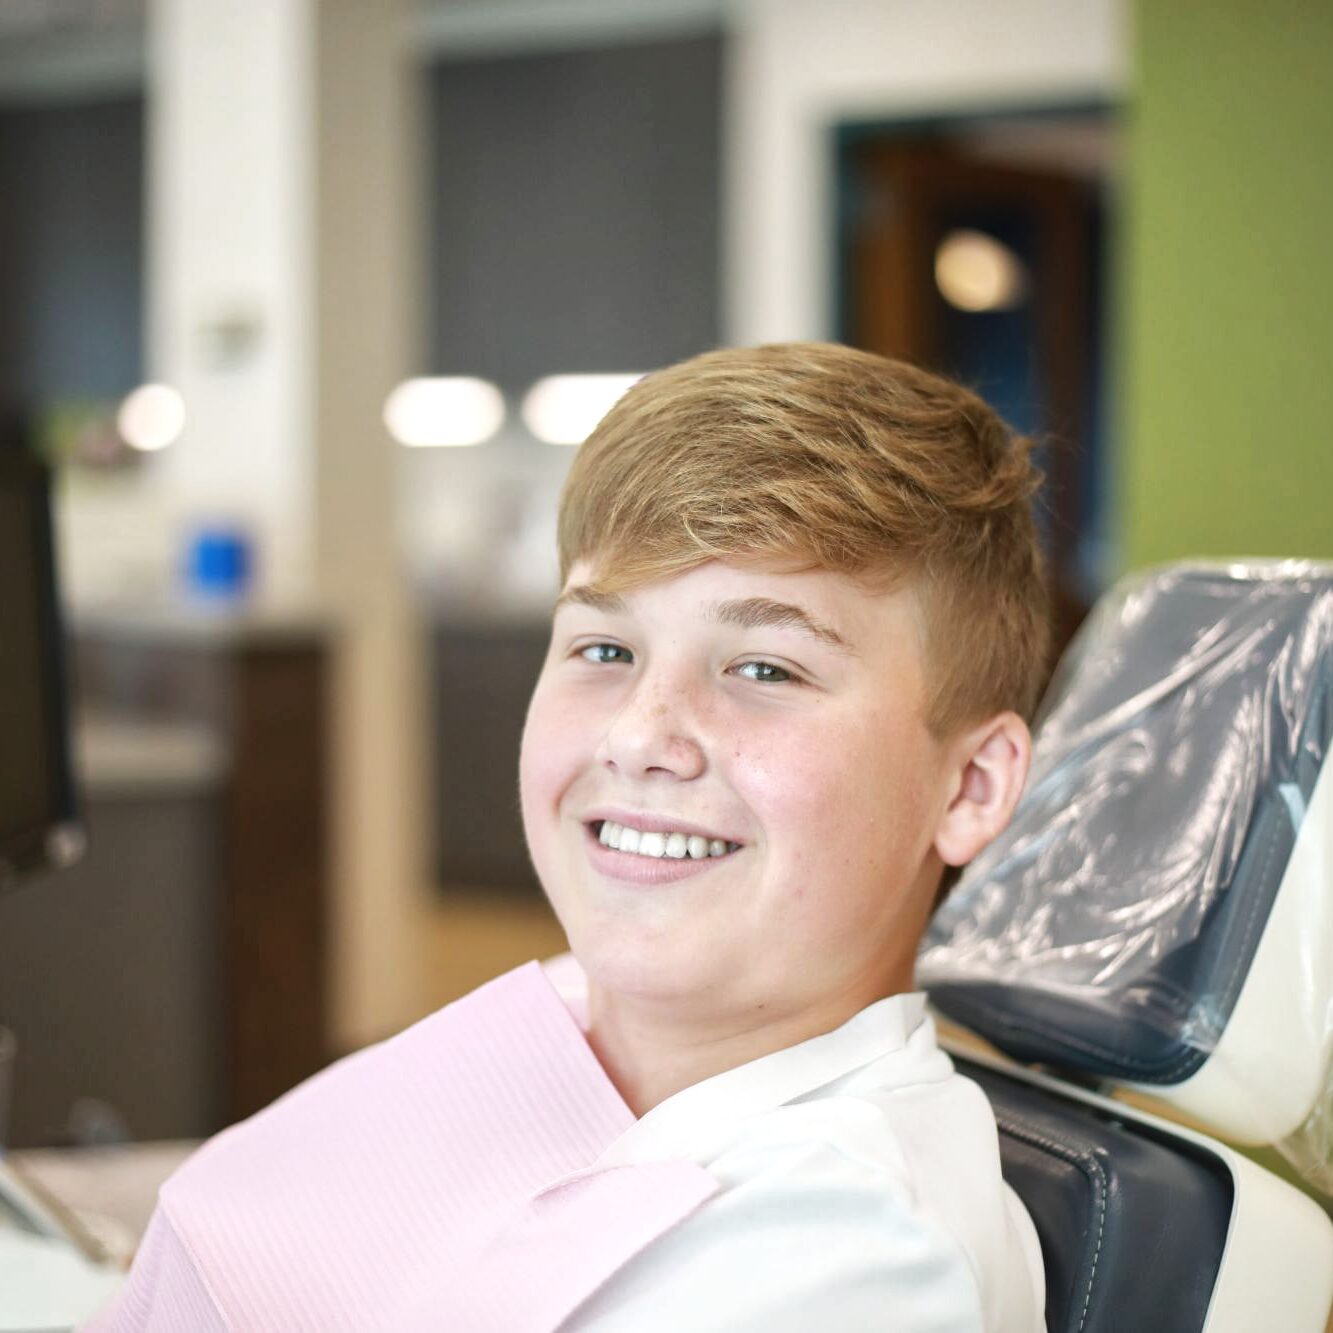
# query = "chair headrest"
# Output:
<box><xmin>919</xmin><ymin>561</ymin><xmax>1333</xmax><ymax>1188</ymax></box>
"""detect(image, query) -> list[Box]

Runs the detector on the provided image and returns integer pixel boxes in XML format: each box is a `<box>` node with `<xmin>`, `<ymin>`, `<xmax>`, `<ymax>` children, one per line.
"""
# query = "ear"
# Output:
<box><xmin>933</xmin><ymin>712</ymin><xmax>1032</xmax><ymax>867</ymax></box>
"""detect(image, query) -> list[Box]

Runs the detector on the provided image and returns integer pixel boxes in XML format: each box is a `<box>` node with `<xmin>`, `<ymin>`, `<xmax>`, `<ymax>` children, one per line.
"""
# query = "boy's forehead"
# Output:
<box><xmin>561</xmin><ymin>554</ymin><xmax>829</xmax><ymax>601</ymax></box>
<box><xmin>561</xmin><ymin>554</ymin><xmax>909</xmax><ymax>603</ymax></box>
<box><xmin>557</xmin><ymin>558</ymin><xmax>930</xmax><ymax>664</ymax></box>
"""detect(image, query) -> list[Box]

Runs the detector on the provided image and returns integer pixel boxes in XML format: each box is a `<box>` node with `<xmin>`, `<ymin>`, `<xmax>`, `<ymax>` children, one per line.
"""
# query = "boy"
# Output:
<box><xmin>89</xmin><ymin>343</ymin><xmax>1047</xmax><ymax>1331</ymax></box>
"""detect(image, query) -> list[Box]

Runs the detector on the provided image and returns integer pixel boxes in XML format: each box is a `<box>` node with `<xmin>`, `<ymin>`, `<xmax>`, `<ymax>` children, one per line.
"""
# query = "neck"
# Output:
<box><xmin>585</xmin><ymin>953</ymin><xmax>917</xmax><ymax>1117</ymax></box>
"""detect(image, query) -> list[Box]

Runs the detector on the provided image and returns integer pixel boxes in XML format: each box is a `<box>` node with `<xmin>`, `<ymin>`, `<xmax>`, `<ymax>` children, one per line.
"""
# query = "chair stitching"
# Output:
<box><xmin>992</xmin><ymin>1115</ymin><xmax>1108</xmax><ymax>1333</ymax></box>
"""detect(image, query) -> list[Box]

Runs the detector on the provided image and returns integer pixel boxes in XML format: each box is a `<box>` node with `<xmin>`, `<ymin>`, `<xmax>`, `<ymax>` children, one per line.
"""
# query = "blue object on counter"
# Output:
<box><xmin>185</xmin><ymin>526</ymin><xmax>252</xmax><ymax>601</ymax></box>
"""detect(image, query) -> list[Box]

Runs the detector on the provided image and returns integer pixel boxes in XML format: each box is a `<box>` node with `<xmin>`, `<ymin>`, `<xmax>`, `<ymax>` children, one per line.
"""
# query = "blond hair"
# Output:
<box><xmin>558</xmin><ymin>342</ymin><xmax>1049</xmax><ymax>734</ymax></box>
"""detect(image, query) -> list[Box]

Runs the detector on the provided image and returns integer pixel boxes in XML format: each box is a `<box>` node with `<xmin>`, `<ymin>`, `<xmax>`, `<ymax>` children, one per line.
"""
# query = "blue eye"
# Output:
<box><xmin>733</xmin><ymin>660</ymin><xmax>792</xmax><ymax>684</ymax></box>
<box><xmin>580</xmin><ymin>643</ymin><xmax>633</xmax><ymax>665</ymax></box>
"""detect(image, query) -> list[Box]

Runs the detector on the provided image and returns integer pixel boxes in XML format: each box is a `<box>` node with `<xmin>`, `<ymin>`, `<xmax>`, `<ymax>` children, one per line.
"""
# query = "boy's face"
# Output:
<box><xmin>520</xmin><ymin>558</ymin><xmax>962</xmax><ymax>1022</ymax></box>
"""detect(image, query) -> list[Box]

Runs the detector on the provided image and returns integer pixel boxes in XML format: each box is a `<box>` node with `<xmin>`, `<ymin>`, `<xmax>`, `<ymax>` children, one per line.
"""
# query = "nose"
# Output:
<box><xmin>595</xmin><ymin>671</ymin><xmax>706</xmax><ymax>782</ymax></box>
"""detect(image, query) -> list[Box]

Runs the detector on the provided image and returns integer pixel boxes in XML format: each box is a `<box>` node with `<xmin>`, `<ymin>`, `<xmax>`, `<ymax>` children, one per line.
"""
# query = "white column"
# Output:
<box><xmin>147</xmin><ymin>0</ymin><xmax>316</xmax><ymax>608</ymax></box>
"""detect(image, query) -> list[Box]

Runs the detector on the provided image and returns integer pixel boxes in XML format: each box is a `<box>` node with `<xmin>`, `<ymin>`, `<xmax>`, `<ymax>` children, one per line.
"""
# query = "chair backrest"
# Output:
<box><xmin>920</xmin><ymin>562</ymin><xmax>1333</xmax><ymax>1161</ymax></box>
<box><xmin>917</xmin><ymin>561</ymin><xmax>1333</xmax><ymax>1330</ymax></box>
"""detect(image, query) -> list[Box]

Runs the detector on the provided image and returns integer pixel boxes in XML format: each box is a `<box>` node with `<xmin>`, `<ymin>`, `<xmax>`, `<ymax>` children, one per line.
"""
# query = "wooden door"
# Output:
<box><xmin>847</xmin><ymin>140</ymin><xmax>1096</xmax><ymax>653</ymax></box>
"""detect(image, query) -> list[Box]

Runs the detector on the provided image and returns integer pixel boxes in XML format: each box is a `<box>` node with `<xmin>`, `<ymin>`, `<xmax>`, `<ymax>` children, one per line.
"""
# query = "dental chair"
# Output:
<box><xmin>919</xmin><ymin>561</ymin><xmax>1333</xmax><ymax>1332</ymax></box>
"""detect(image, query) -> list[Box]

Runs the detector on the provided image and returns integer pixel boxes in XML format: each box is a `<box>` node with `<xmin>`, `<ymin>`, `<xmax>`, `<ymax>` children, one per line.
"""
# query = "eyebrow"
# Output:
<box><xmin>555</xmin><ymin>585</ymin><xmax>626</xmax><ymax>613</ymax></box>
<box><xmin>554</xmin><ymin>586</ymin><xmax>855</xmax><ymax>655</ymax></box>
<box><xmin>707</xmin><ymin>597</ymin><xmax>855</xmax><ymax>654</ymax></box>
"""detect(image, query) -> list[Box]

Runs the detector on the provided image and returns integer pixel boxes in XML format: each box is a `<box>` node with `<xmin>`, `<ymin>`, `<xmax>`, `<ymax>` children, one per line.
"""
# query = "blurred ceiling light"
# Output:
<box><xmin>383</xmin><ymin>377</ymin><xmax>505</xmax><ymax>447</ymax></box>
<box><xmin>521</xmin><ymin>373</ymin><xmax>643</xmax><ymax>446</ymax></box>
<box><xmin>934</xmin><ymin>229</ymin><xmax>1028</xmax><ymax>312</ymax></box>
<box><xmin>116</xmin><ymin>383</ymin><xmax>186</xmax><ymax>452</ymax></box>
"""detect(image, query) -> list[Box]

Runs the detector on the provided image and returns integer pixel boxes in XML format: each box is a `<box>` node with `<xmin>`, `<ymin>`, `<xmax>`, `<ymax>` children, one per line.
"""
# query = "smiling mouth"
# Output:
<box><xmin>591</xmin><ymin>820</ymin><xmax>741</xmax><ymax>861</ymax></box>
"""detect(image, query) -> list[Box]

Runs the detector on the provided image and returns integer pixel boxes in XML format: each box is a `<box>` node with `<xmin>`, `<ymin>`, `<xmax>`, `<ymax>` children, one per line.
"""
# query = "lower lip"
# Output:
<box><xmin>583</xmin><ymin>823</ymin><xmax>737</xmax><ymax>885</ymax></box>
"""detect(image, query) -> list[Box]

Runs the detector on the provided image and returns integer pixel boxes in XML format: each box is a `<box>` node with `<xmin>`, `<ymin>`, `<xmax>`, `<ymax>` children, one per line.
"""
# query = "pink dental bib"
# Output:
<box><xmin>87</xmin><ymin>962</ymin><xmax>718</xmax><ymax>1332</ymax></box>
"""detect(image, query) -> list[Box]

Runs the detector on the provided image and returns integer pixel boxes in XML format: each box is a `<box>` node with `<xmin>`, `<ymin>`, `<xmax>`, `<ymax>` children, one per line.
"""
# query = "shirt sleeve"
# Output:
<box><xmin>80</xmin><ymin>1205</ymin><xmax>228</xmax><ymax>1333</ymax></box>
<box><xmin>563</xmin><ymin>1137</ymin><xmax>987</xmax><ymax>1333</ymax></box>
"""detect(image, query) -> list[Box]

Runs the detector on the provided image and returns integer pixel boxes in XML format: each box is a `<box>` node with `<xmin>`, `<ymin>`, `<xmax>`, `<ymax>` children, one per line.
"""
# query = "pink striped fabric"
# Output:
<box><xmin>84</xmin><ymin>963</ymin><xmax>718</xmax><ymax>1331</ymax></box>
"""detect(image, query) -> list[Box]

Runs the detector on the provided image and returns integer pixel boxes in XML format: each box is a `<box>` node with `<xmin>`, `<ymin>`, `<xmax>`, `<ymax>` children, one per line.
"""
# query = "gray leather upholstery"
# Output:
<box><xmin>957</xmin><ymin>1055</ymin><xmax>1233</xmax><ymax>1333</ymax></box>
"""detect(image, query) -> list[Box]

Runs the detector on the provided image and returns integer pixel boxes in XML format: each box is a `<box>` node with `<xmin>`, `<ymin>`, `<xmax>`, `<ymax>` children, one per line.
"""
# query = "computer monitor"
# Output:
<box><xmin>0</xmin><ymin>433</ymin><xmax>83</xmax><ymax>891</ymax></box>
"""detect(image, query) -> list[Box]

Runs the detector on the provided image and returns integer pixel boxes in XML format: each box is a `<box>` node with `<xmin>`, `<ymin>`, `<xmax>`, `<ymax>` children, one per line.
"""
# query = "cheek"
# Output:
<box><xmin>736</xmin><ymin>706</ymin><xmax>934</xmax><ymax>892</ymax></box>
<box><xmin>518</xmin><ymin>676</ymin><xmax>578</xmax><ymax>824</ymax></box>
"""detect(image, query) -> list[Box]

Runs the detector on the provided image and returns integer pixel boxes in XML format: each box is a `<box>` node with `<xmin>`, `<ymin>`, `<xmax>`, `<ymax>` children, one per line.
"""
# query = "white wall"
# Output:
<box><xmin>53</xmin><ymin>0</ymin><xmax>316</xmax><ymax>614</ymax></box>
<box><xmin>145</xmin><ymin>0</ymin><xmax>315</xmax><ymax>611</ymax></box>
<box><xmin>723</xmin><ymin>0</ymin><xmax>1125</xmax><ymax>346</ymax></box>
<box><xmin>31</xmin><ymin>0</ymin><xmax>320</xmax><ymax>622</ymax></box>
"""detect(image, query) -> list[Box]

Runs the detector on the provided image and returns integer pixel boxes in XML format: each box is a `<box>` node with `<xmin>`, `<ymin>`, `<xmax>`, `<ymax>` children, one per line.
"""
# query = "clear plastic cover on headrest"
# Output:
<box><xmin>918</xmin><ymin>560</ymin><xmax>1333</xmax><ymax>1192</ymax></box>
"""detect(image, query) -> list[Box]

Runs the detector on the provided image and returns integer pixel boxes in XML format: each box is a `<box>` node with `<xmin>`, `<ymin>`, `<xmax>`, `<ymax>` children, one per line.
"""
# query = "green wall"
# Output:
<box><xmin>1122</xmin><ymin>1</ymin><xmax>1333</xmax><ymax>569</ymax></box>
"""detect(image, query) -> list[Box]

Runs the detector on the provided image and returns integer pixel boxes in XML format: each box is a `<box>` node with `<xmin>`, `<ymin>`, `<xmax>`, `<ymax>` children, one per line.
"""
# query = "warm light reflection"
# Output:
<box><xmin>383</xmin><ymin>377</ymin><xmax>505</xmax><ymax>447</ymax></box>
<box><xmin>934</xmin><ymin>229</ymin><xmax>1028</xmax><ymax>312</ymax></box>
<box><xmin>116</xmin><ymin>383</ymin><xmax>186</xmax><ymax>452</ymax></box>
<box><xmin>521</xmin><ymin>373</ymin><xmax>643</xmax><ymax>445</ymax></box>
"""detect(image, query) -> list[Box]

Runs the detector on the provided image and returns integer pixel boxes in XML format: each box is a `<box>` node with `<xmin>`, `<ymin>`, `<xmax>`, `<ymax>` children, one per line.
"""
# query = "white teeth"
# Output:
<box><xmin>638</xmin><ymin>831</ymin><xmax>666</xmax><ymax>857</ymax></box>
<box><xmin>595</xmin><ymin>822</ymin><xmax>738</xmax><ymax>861</ymax></box>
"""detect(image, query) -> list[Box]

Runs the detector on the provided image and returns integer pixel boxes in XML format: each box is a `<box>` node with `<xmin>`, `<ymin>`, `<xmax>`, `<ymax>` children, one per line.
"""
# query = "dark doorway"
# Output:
<box><xmin>838</xmin><ymin>109</ymin><xmax>1115</xmax><ymax>659</ymax></box>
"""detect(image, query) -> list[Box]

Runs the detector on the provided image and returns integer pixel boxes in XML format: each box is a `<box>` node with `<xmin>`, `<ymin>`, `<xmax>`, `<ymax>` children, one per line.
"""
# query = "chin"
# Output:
<box><xmin>571</xmin><ymin>926</ymin><xmax>708</xmax><ymax>1001</ymax></box>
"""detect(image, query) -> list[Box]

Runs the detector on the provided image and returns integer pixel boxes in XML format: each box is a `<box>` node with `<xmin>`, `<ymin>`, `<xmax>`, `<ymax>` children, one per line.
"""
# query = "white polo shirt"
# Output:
<box><xmin>554</xmin><ymin>966</ymin><xmax>1046</xmax><ymax>1332</ymax></box>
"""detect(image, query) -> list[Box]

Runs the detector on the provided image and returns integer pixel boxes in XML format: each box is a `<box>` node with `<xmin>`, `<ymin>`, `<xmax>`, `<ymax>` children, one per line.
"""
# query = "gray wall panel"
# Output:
<box><xmin>428</xmin><ymin>34</ymin><xmax>722</xmax><ymax>387</ymax></box>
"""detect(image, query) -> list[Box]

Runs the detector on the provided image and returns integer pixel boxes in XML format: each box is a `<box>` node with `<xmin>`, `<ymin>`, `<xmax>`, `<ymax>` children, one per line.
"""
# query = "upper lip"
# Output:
<box><xmin>583</xmin><ymin>808</ymin><xmax>742</xmax><ymax>845</ymax></box>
